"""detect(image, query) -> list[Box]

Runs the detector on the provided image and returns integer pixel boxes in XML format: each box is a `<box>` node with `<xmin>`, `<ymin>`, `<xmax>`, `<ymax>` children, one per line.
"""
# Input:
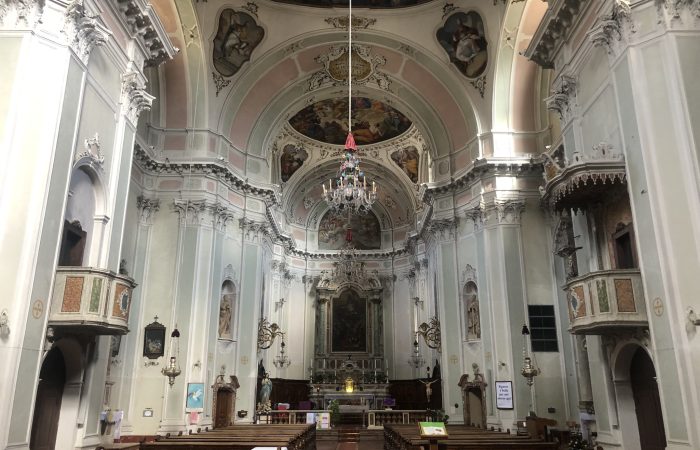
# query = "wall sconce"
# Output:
<box><xmin>275</xmin><ymin>298</ymin><xmax>286</xmax><ymax>311</ymax></box>
<box><xmin>0</xmin><ymin>310</ymin><xmax>9</xmax><ymax>337</ymax></box>
<box><xmin>257</xmin><ymin>317</ymin><xmax>284</xmax><ymax>350</ymax></box>
<box><xmin>413</xmin><ymin>297</ymin><xmax>424</xmax><ymax>309</ymax></box>
<box><xmin>407</xmin><ymin>339</ymin><xmax>425</xmax><ymax>368</ymax></box>
<box><xmin>687</xmin><ymin>307</ymin><xmax>700</xmax><ymax>331</ymax></box>
<box><xmin>161</xmin><ymin>327</ymin><xmax>181</xmax><ymax>387</ymax></box>
<box><xmin>416</xmin><ymin>316</ymin><xmax>442</xmax><ymax>353</ymax></box>
<box><xmin>193</xmin><ymin>360</ymin><xmax>202</xmax><ymax>370</ymax></box>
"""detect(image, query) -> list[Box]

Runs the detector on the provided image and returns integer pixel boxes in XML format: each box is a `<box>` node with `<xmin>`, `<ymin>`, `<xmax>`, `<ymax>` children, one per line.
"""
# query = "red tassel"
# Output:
<box><xmin>345</xmin><ymin>132</ymin><xmax>356</xmax><ymax>151</ymax></box>
<box><xmin>346</xmin><ymin>227</ymin><xmax>353</xmax><ymax>242</ymax></box>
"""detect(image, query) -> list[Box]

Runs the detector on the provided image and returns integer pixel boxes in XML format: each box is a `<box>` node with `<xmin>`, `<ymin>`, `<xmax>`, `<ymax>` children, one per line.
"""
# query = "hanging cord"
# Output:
<box><xmin>348</xmin><ymin>0</ymin><xmax>352</xmax><ymax>134</ymax></box>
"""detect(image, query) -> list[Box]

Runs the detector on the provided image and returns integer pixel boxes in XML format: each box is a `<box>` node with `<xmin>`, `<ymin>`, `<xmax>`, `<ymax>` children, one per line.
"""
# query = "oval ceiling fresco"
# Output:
<box><xmin>289</xmin><ymin>97</ymin><xmax>412</xmax><ymax>145</ymax></box>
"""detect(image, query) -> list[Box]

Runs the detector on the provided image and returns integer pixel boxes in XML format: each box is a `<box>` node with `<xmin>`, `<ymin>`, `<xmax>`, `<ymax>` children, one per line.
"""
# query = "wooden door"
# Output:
<box><xmin>215</xmin><ymin>389</ymin><xmax>233</xmax><ymax>428</ymax></box>
<box><xmin>630</xmin><ymin>348</ymin><xmax>666</xmax><ymax>450</ymax></box>
<box><xmin>30</xmin><ymin>349</ymin><xmax>66</xmax><ymax>450</ymax></box>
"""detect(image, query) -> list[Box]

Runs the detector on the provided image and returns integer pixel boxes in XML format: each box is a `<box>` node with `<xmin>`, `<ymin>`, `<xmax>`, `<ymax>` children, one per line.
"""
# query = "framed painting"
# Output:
<box><xmin>331</xmin><ymin>289</ymin><xmax>367</xmax><ymax>353</ymax></box>
<box><xmin>186</xmin><ymin>383</ymin><xmax>205</xmax><ymax>410</ymax></box>
<box><xmin>436</xmin><ymin>11</ymin><xmax>489</xmax><ymax>79</ymax></box>
<box><xmin>143</xmin><ymin>320</ymin><xmax>166</xmax><ymax>359</ymax></box>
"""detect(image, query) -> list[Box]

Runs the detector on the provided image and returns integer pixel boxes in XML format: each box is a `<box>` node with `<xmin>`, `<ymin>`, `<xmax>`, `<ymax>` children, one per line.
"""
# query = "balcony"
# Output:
<box><xmin>541</xmin><ymin>143</ymin><xmax>628</xmax><ymax>212</ymax></box>
<box><xmin>49</xmin><ymin>267</ymin><xmax>137</xmax><ymax>335</ymax></box>
<box><xmin>565</xmin><ymin>269</ymin><xmax>647</xmax><ymax>334</ymax></box>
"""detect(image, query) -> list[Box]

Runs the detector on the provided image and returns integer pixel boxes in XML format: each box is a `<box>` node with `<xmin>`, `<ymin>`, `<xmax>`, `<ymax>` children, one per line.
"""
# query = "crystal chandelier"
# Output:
<box><xmin>273</xmin><ymin>337</ymin><xmax>291</xmax><ymax>368</ymax></box>
<box><xmin>321</xmin><ymin>0</ymin><xmax>377</xmax><ymax>214</ymax></box>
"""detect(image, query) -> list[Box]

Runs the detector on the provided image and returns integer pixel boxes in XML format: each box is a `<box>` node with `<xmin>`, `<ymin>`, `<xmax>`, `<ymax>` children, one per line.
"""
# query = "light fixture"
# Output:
<box><xmin>408</xmin><ymin>339</ymin><xmax>425</xmax><ymax>368</ymax></box>
<box><xmin>321</xmin><ymin>0</ymin><xmax>377</xmax><ymax>216</ymax></box>
<box><xmin>161</xmin><ymin>327</ymin><xmax>181</xmax><ymax>387</ymax></box>
<box><xmin>273</xmin><ymin>338</ymin><xmax>291</xmax><ymax>368</ymax></box>
<box><xmin>257</xmin><ymin>317</ymin><xmax>284</xmax><ymax>350</ymax></box>
<box><xmin>520</xmin><ymin>324</ymin><xmax>539</xmax><ymax>386</ymax></box>
<box><xmin>416</xmin><ymin>316</ymin><xmax>442</xmax><ymax>353</ymax></box>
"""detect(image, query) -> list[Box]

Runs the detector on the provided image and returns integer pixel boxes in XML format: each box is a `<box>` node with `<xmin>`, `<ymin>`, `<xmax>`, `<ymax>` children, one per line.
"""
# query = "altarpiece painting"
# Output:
<box><xmin>331</xmin><ymin>289</ymin><xmax>367</xmax><ymax>353</ymax></box>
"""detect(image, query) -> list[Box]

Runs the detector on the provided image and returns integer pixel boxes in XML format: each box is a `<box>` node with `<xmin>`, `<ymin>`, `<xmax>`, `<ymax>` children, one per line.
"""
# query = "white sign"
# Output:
<box><xmin>495</xmin><ymin>381</ymin><xmax>513</xmax><ymax>410</ymax></box>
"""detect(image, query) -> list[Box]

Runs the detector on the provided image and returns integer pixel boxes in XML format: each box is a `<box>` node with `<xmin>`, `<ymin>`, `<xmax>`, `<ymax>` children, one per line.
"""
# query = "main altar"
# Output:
<box><xmin>310</xmin><ymin>249</ymin><xmax>390</xmax><ymax>410</ymax></box>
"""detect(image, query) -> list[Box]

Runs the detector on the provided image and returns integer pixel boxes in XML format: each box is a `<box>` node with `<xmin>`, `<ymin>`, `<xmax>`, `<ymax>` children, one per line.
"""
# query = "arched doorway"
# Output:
<box><xmin>212</xmin><ymin>375</ymin><xmax>239</xmax><ymax>428</ymax></box>
<box><xmin>30</xmin><ymin>347</ymin><xmax>66</xmax><ymax>450</ymax></box>
<box><xmin>630</xmin><ymin>347</ymin><xmax>666</xmax><ymax>450</ymax></box>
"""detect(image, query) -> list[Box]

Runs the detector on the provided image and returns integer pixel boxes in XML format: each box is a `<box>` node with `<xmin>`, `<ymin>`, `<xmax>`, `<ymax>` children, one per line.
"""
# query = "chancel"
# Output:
<box><xmin>1</xmin><ymin>0</ymin><xmax>700</xmax><ymax>449</ymax></box>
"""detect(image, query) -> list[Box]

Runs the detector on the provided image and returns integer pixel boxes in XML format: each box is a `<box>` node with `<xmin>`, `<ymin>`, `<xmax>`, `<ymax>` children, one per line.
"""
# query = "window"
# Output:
<box><xmin>527</xmin><ymin>305</ymin><xmax>558</xmax><ymax>352</ymax></box>
<box><xmin>58</xmin><ymin>220</ymin><xmax>86</xmax><ymax>266</ymax></box>
<box><xmin>613</xmin><ymin>223</ymin><xmax>637</xmax><ymax>269</ymax></box>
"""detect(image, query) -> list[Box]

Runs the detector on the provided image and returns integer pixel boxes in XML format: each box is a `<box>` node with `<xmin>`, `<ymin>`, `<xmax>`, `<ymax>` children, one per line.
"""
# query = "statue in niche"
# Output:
<box><xmin>218</xmin><ymin>294</ymin><xmax>233</xmax><ymax>339</ymax></box>
<box><xmin>464</xmin><ymin>282</ymin><xmax>480</xmax><ymax>340</ymax></box>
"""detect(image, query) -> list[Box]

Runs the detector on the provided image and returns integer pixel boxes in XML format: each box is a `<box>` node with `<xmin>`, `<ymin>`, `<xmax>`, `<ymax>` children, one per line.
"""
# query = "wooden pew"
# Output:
<box><xmin>384</xmin><ymin>424</ymin><xmax>559</xmax><ymax>450</ymax></box>
<box><xmin>140</xmin><ymin>424</ymin><xmax>316</xmax><ymax>450</ymax></box>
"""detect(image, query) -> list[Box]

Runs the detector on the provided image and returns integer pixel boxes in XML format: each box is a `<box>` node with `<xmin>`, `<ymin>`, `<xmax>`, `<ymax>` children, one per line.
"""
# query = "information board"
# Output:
<box><xmin>495</xmin><ymin>381</ymin><xmax>513</xmax><ymax>410</ymax></box>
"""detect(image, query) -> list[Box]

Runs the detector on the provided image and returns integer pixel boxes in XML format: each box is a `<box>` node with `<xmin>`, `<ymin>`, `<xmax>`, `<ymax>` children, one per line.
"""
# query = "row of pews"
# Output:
<box><xmin>139</xmin><ymin>424</ymin><xmax>316</xmax><ymax>450</ymax></box>
<box><xmin>384</xmin><ymin>424</ymin><xmax>560</xmax><ymax>450</ymax></box>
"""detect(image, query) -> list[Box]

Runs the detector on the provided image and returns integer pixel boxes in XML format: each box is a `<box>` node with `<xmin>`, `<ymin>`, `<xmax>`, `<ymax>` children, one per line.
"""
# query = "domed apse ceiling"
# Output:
<box><xmin>271</xmin><ymin>0</ymin><xmax>433</xmax><ymax>8</ymax></box>
<box><xmin>289</xmin><ymin>97</ymin><xmax>412</xmax><ymax>145</ymax></box>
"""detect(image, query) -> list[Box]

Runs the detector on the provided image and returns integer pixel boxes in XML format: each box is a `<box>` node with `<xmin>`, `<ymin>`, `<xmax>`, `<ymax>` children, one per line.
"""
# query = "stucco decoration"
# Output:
<box><xmin>289</xmin><ymin>97</ymin><xmax>411</xmax><ymax>145</ymax></box>
<box><xmin>271</xmin><ymin>0</ymin><xmax>431</xmax><ymax>8</ymax></box>
<box><xmin>308</xmin><ymin>45</ymin><xmax>391</xmax><ymax>93</ymax></box>
<box><xmin>280</xmin><ymin>144</ymin><xmax>308</xmax><ymax>182</ymax></box>
<box><xmin>318</xmin><ymin>210</ymin><xmax>380</xmax><ymax>250</ymax></box>
<box><xmin>437</xmin><ymin>12</ymin><xmax>488</xmax><ymax>78</ymax></box>
<box><xmin>212</xmin><ymin>9</ymin><xmax>264</xmax><ymax>77</ymax></box>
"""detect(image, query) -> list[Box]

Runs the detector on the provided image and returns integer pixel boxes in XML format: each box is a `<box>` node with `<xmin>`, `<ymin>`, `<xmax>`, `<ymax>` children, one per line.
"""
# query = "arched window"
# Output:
<box><xmin>218</xmin><ymin>281</ymin><xmax>236</xmax><ymax>340</ymax></box>
<box><xmin>463</xmin><ymin>282</ymin><xmax>480</xmax><ymax>340</ymax></box>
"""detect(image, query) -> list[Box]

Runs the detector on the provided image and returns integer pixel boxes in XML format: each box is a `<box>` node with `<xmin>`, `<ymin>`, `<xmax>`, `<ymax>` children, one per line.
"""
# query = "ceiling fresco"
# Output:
<box><xmin>289</xmin><ymin>97</ymin><xmax>412</xmax><ymax>146</ymax></box>
<box><xmin>437</xmin><ymin>11</ymin><xmax>489</xmax><ymax>79</ymax></box>
<box><xmin>212</xmin><ymin>9</ymin><xmax>264</xmax><ymax>77</ymax></box>
<box><xmin>271</xmin><ymin>0</ymin><xmax>433</xmax><ymax>8</ymax></box>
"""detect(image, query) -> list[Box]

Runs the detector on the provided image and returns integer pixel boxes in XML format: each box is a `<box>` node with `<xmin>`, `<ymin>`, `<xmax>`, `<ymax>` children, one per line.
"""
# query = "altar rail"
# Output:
<box><xmin>257</xmin><ymin>409</ymin><xmax>429</xmax><ymax>427</ymax></box>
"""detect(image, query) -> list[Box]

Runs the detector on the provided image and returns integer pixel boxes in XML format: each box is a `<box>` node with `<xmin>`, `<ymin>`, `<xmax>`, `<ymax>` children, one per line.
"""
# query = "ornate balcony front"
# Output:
<box><xmin>565</xmin><ymin>269</ymin><xmax>647</xmax><ymax>334</ymax></box>
<box><xmin>49</xmin><ymin>267</ymin><xmax>137</xmax><ymax>335</ymax></box>
<box><xmin>541</xmin><ymin>143</ymin><xmax>628</xmax><ymax>212</ymax></box>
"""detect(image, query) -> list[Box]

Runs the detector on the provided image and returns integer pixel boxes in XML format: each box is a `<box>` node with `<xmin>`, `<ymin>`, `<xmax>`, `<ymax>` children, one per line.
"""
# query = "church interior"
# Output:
<box><xmin>1</xmin><ymin>0</ymin><xmax>700</xmax><ymax>449</ymax></box>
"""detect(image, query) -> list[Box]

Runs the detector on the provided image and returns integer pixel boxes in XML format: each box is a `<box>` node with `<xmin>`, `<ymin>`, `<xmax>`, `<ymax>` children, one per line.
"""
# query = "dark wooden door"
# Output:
<box><xmin>30</xmin><ymin>349</ymin><xmax>66</xmax><ymax>450</ymax></box>
<box><xmin>215</xmin><ymin>389</ymin><xmax>233</xmax><ymax>428</ymax></box>
<box><xmin>630</xmin><ymin>348</ymin><xmax>666</xmax><ymax>450</ymax></box>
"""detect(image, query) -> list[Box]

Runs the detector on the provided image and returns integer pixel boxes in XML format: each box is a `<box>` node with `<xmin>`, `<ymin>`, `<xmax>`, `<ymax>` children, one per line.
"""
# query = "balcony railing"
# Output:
<box><xmin>49</xmin><ymin>267</ymin><xmax>137</xmax><ymax>335</ymax></box>
<box><xmin>565</xmin><ymin>269</ymin><xmax>647</xmax><ymax>334</ymax></box>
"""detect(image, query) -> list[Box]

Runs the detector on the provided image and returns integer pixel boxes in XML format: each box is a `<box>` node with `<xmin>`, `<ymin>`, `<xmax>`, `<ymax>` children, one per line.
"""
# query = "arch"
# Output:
<box><xmin>611</xmin><ymin>342</ymin><xmax>666</xmax><ymax>450</ymax></box>
<box><xmin>218</xmin><ymin>280</ymin><xmax>236</xmax><ymax>340</ymax></box>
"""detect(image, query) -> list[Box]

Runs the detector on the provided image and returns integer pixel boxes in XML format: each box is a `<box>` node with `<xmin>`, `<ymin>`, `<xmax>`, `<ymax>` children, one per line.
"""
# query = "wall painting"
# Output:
<box><xmin>436</xmin><ymin>12</ymin><xmax>488</xmax><ymax>78</ymax></box>
<box><xmin>213</xmin><ymin>10</ymin><xmax>264</xmax><ymax>77</ymax></box>
<box><xmin>289</xmin><ymin>97</ymin><xmax>411</xmax><ymax>145</ymax></box>
<box><xmin>280</xmin><ymin>144</ymin><xmax>308</xmax><ymax>182</ymax></box>
<box><xmin>318</xmin><ymin>210</ymin><xmax>381</xmax><ymax>250</ymax></box>
<box><xmin>390</xmin><ymin>146</ymin><xmax>419</xmax><ymax>183</ymax></box>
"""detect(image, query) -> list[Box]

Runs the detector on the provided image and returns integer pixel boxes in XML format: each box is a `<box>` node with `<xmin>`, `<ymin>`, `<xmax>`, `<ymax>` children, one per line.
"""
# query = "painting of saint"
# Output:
<box><xmin>212</xmin><ymin>10</ymin><xmax>264</xmax><ymax>77</ymax></box>
<box><xmin>332</xmin><ymin>289</ymin><xmax>367</xmax><ymax>353</ymax></box>
<box><xmin>289</xmin><ymin>97</ymin><xmax>412</xmax><ymax>145</ymax></box>
<box><xmin>390</xmin><ymin>146</ymin><xmax>420</xmax><ymax>183</ymax></box>
<box><xmin>436</xmin><ymin>12</ymin><xmax>488</xmax><ymax>79</ymax></box>
<box><xmin>318</xmin><ymin>210</ymin><xmax>381</xmax><ymax>250</ymax></box>
<box><xmin>280</xmin><ymin>144</ymin><xmax>308</xmax><ymax>182</ymax></box>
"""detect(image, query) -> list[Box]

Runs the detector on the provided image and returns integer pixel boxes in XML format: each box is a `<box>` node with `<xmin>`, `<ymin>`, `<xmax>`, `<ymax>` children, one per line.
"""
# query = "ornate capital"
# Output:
<box><xmin>173</xmin><ymin>199</ymin><xmax>207</xmax><ymax>226</ymax></box>
<box><xmin>0</xmin><ymin>0</ymin><xmax>44</xmax><ymax>29</ymax></box>
<box><xmin>211</xmin><ymin>202</ymin><xmax>235</xmax><ymax>232</ymax></box>
<box><xmin>587</xmin><ymin>1</ymin><xmax>633</xmax><ymax>57</ymax></box>
<box><xmin>655</xmin><ymin>0</ymin><xmax>700</xmax><ymax>24</ymax></box>
<box><xmin>544</xmin><ymin>75</ymin><xmax>577</xmax><ymax>123</ymax></box>
<box><xmin>463</xmin><ymin>206</ymin><xmax>483</xmax><ymax>231</ymax></box>
<box><xmin>239</xmin><ymin>217</ymin><xmax>271</xmax><ymax>241</ymax></box>
<box><xmin>136</xmin><ymin>195</ymin><xmax>160</xmax><ymax>225</ymax></box>
<box><xmin>495</xmin><ymin>200</ymin><xmax>525</xmax><ymax>225</ymax></box>
<box><xmin>121</xmin><ymin>71</ymin><xmax>154</xmax><ymax>124</ymax></box>
<box><xmin>426</xmin><ymin>217</ymin><xmax>458</xmax><ymax>240</ymax></box>
<box><xmin>63</xmin><ymin>0</ymin><xmax>110</xmax><ymax>64</ymax></box>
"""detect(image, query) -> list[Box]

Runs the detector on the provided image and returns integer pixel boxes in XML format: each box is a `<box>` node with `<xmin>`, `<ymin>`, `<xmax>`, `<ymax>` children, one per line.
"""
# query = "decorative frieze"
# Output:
<box><xmin>121</xmin><ymin>71</ymin><xmax>154</xmax><ymax>124</ymax></box>
<box><xmin>136</xmin><ymin>195</ymin><xmax>160</xmax><ymax>225</ymax></box>
<box><xmin>0</xmin><ymin>0</ymin><xmax>44</xmax><ymax>29</ymax></box>
<box><xmin>324</xmin><ymin>15</ymin><xmax>376</xmax><ymax>29</ymax></box>
<box><xmin>545</xmin><ymin>75</ymin><xmax>577</xmax><ymax>123</ymax></box>
<box><xmin>63</xmin><ymin>0</ymin><xmax>110</xmax><ymax>64</ymax></box>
